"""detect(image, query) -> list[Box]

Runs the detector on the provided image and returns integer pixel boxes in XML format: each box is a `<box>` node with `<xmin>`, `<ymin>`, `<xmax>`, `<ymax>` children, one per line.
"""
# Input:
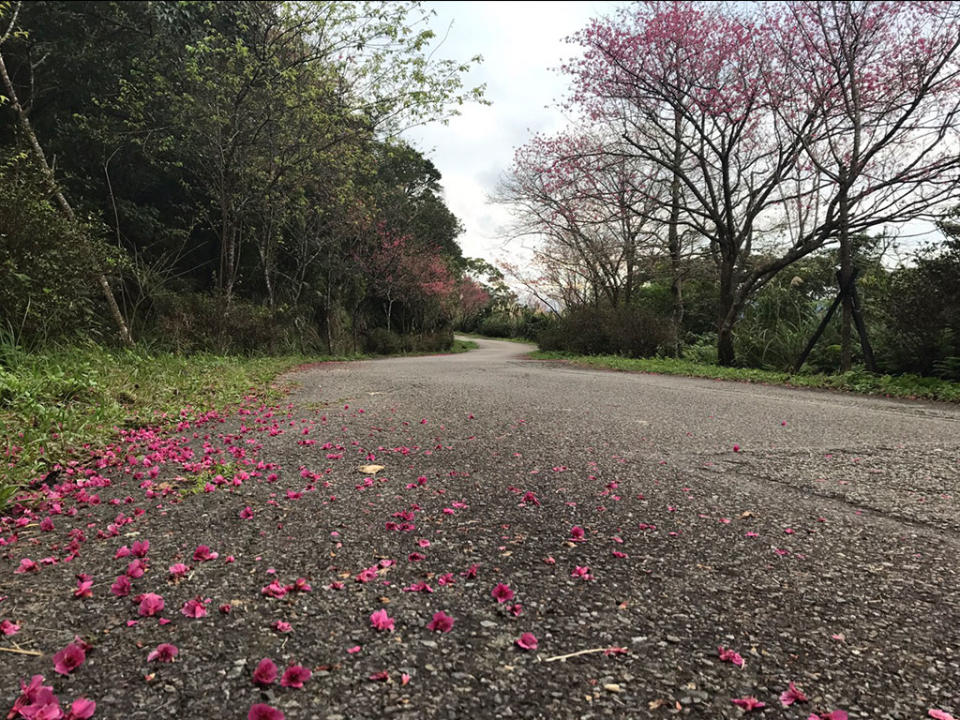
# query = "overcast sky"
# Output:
<box><xmin>403</xmin><ymin>1</ymin><xmax>622</xmax><ymax>266</ymax></box>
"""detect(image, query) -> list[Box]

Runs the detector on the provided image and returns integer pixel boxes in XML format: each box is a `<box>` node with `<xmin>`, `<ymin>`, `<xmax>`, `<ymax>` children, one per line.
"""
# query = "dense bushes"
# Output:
<box><xmin>363</xmin><ymin>328</ymin><xmax>453</xmax><ymax>355</ymax></box>
<box><xmin>538</xmin><ymin>304</ymin><xmax>673</xmax><ymax>358</ymax></box>
<box><xmin>877</xmin><ymin>243</ymin><xmax>960</xmax><ymax>379</ymax></box>
<box><xmin>0</xmin><ymin>155</ymin><xmax>119</xmax><ymax>345</ymax></box>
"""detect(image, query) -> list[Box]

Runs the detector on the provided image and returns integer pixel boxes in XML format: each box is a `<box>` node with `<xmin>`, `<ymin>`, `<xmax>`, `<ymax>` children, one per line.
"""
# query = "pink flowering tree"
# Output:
<box><xmin>363</xmin><ymin>224</ymin><xmax>457</xmax><ymax>336</ymax></box>
<box><xmin>564</xmin><ymin>1</ymin><xmax>828</xmax><ymax>364</ymax></box>
<box><xmin>499</xmin><ymin>130</ymin><xmax>667</xmax><ymax>313</ymax></box>
<box><xmin>769</xmin><ymin>1</ymin><xmax>960</xmax><ymax>370</ymax></box>
<box><xmin>562</xmin><ymin>0</ymin><xmax>960</xmax><ymax>366</ymax></box>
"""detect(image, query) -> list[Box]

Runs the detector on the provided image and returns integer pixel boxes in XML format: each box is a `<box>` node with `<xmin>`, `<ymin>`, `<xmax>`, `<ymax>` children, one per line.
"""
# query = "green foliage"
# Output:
<box><xmin>0</xmin><ymin>343</ymin><xmax>326</xmax><ymax>502</ymax></box>
<box><xmin>875</xmin><ymin>239</ymin><xmax>960</xmax><ymax>379</ymax></box>
<box><xmin>1</xmin><ymin>0</ymin><xmax>483</xmax><ymax>355</ymax></box>
<box><xmin>0</xmin><ymin>153</ymin><xmax>120</xmax><ymax>344</ymax></box>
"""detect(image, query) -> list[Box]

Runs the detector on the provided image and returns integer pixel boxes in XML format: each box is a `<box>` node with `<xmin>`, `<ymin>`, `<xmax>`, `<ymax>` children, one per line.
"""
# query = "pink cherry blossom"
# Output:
<box><xmin>14</xmin><ymin>558</ymin><xmax>38</xmax><ymax>573</ymax></box>
<box><xmin>732</xmin><ymin>697</ymin><xmax>765</xmax><ymax>711</ymax></box>
<box><xmin>131</xmin><ymin>540</ymin><xmax>150</xmax><ymax>557</ymax></box>
<box><xmin>271</xmin><ymin>620</ymin><xmax>292</xmax><ymax>633</ymax></box>
<box><xmin>2</xmin><ymin>618</ymin><xmax>21</xmax><ymax>635</ymax></box>
<box><xmin>491</xmin><ymin>583</ymin><xmax>514</xmax><ymax>603</ymax></box>
<box><xmin>66</xmin><ymin>697</ymin><xmax>96</xmax><ymax>720</ymax></box>
<box><xmin>247</xmin><ymin>704</ymin><xmax>284</xmax><ymax>720</ymax></box>
<box><xmin>138</xmin><ymin>593</ymin><xmax>164</xmax><ymax>616</ymax></box>
<box><xmin>280</xmin><ymin>665</ymin><xmax>312</xmax><ymax>688</ymax></box>
<box><xmin>515</xmin><ymin>632</ymin><xmax>538</xmax><ymax>650</ymax></box>
<box><xmin>426</xmin><ymin>611</ymin><xmax>455</xmax><ymax>633</ymax></box>
<box><xmin>717</xmin><ymin>645</ymin><xmax>745</xmax><ymax>668</ymax></box>
<box><xmin>261</xmin><ymin>580</ymin><xmax>288</xmax><ymax>598</ymax></box>
<box><xmin>252</xmin><ymin>658</ymin><xmax>278</xmax><ymax>686</ymax></box>
<box><xmin>147</xmin><ymin>643</ymin><xmax>179</xmax><ymax>662</ymax></box>
<box><xmin>168</xmin><ymin>563</ymin><xmax>190</xmax><ymax>579</ymax></box>
<box><xmin>929</xmin><ymin>711</ymin><xmax>957</xmax><ymax>720</ymax></box>
<box><xmin>180</xmin><ymin>597</ymin><xmax>209</xmax><ymax>618</ymax></box>
<box><xmin>110</xmin><ymin>575</ymin><xmax>131</xmax><ymax>597</ymax></box>
<box><xmin>52</xmin><ymin>642</ymin><xmax>86</xmax><ymax>675</ymax></box>
<box><xmin>193</xmin><ymin>545</ymin><xmax>218</xmax><ymax>561</ymax></box>
<box><xmin>73</xmin><ymin>579</ymin><xmax>93</xmax><ymax>599</ymax></box>
<box><xmin>355</xmin><ymin>567</ymin><xmax>378</xmax><ymax>583</ymax></box>
<box><xmin>10</xmin><ymin>675</ymin><xmax>54</xmax><ymax>717</ymax></box>
<box><xmin>239</xmin><ymin>506</ymin><xmax>254</xmax><ymax>519</ymax></box>
<box><xmin>781</xmin><ymin>682</ymin><xmax>809</xmax><ymax>707</ymax></box>
<box><xmin>370</xmin><ymin>609</ymin><xmax>394</xmax><ymax>631</ymax></box>
<box><xmin>126</xmin><ymin>558</ymin><xmax>147</xmax><ymax>578</ymax></box>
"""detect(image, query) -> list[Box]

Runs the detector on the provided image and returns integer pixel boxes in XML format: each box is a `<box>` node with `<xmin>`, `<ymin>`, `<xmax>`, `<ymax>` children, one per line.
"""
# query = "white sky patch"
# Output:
<box><xmin>403</xmin><ymin>1</ymin><xmax>622</xmax><ymax>265</ymax></box>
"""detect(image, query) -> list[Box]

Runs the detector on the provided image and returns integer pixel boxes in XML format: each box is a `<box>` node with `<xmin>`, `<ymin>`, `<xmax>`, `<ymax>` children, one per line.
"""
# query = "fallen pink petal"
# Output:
<box><xmin>426</xmin><ymin>611</ymin><xmax>455</xmax><ymax>633</ymax></box>
<box><xmin>252</xmin><ymin>657</ymin><xmax>278</xmax><ymax>686</ymax></box>
<box><xmin>516</xmin><ymin>633</ymin><xmax>538</xmax><ymax>650</ymax></box>
<box><xmin>52</xmin><ymin>641</ymin><xmax>86</xmax><ymax>675</ymax></box>
<box><xmin>370</xmin><ymin>609</ymin><xmax>395</xmax><ymax>632</ymax></box>
<box><xmin>147</xmin><ymin>643</ymin><xmax>179</xmax><ymax>662</ymax></box>
<box><xmin>280</xmin><ymin>665</ymin><xmax>312</xmax><ymax>688</ymax></box>
<box><xmin>781</xmin><ymin>682</ymin><xmax>809</xmax><ymax>707</ymax></box>
<box><xmin>247</xmin><ymin>704</ymin><xmax>284</xmax><ymax>720</ymax></box>
<box><xmin>732</xmin><ymin>697</ymin><xmax>765</xmax><ymax>711</ymax></box>
<box><xmin>66</xmin><ymin>697</ymin><xmax>96</xmax><ymax>720</ymax></box>
<box><xmin>491</xmin><ymin>583</ymin><xmax>514</xmax><ymax>603</ymax></box>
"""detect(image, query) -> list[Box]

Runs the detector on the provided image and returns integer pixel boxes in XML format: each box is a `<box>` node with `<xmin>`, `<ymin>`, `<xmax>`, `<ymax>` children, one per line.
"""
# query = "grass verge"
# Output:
<box><xmin>530</xmin><ymin>351</ymin><xmax>960</xmax><ymax>403</ymax></box>
<box><xmin>451</xmin><ymin>339</ymin><xmax>479</xmax><ymax>352</ymax></box>
<box><xmin>0</xmin><ymin>346</ymin><xmax>331</xmax><ymax>505</ymax></box>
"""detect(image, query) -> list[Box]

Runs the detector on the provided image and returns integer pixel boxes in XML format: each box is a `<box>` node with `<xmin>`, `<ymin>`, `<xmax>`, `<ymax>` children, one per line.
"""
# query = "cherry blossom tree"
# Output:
<box><xmin>498</xmin><ymin>130</ymin><xmax>666</xmax><ymax>312</ymax></box>
<box><xmin>769</xmin><ymin>0</ymin><xmax>960</xmax><ymax>370</ymax></box>
<box><xmin>565</xmin><ymin>1</ymin><xmax>826</xmax><ymax>365</ymax></box>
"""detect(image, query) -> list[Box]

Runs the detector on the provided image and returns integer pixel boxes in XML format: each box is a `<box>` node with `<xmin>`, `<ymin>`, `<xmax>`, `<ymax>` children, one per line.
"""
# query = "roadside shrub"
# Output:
<box><xmin>477</xmin><ymin>314</ymin><xmax>514</xmax><ymax>338</ymax></box>
<box><xmin>0</xmin><ymin>153</ymin><xmax>120</xmax><ymax>345</ymax></box>
<box><xmin>404</xmin><ymin>329</ymin><xmax>453</xmax><ymax>353</ymax></box>
<box><xmin>365</xmin><ymin>328</ymin><xmax>402</xmax><ymax>355</ymax></box>
<box><xmin>149</xmin><ymin>292</ymin><xmax>303</xmax><ymax>354</ymax></box>
<box><xmin>609</xmin><ymin>305</ymin><xmax>673</xmax><ymax>358</ymax></box>
<box><xmin>536</xmin><ymin>304</ymin><xmax>672</xmax><ymax>357</ymax></box>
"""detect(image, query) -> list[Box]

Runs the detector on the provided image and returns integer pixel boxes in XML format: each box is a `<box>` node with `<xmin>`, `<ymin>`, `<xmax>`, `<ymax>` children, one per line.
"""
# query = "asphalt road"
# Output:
<box><xmin>280</xmin><ymin>336</ymin><xmax>960</xmax><ymax>718</ymax></box>
<box><xmin>3</xmin><ymin>336</ymin><xmax>958</xmax><ymax>720</ymax></box>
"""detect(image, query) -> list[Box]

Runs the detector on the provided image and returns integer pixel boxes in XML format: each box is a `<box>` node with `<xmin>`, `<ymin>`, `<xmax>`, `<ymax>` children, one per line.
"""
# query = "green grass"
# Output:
<box><xmin>0</xmin><ymin>345</ymin><xmax>334</xmax><ymax>505</ymax></box>
<box><xmin>529</xmin><ymin>351</ymin><xmax>960</xmax><ymax>403</ymax></box>
<box><xmin>451</xmin><ymin>339</ymin><xmax>479</xmax><ymax>352</ymax></box>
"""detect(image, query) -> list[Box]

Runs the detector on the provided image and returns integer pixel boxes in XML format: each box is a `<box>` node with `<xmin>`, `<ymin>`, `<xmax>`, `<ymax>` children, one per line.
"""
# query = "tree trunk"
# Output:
<box><xmin>0</xmin><ymin>46</ymin><xmax>133</xmax><ymax>347</ymax></box>
<box><xmin>669</xmin><ymin>110</ymin><xmax>684</xmax><ymax>356</ymax></box>
<box><xmin>717</xmin><ymin>258</ymin><xmax>737</xmax><ymax>366</ymax></box>
<box><xmin>838</xmin><ymin>185</ymin><xmax>853</xmax><ymax>372</ymax></box>
<box><xmin>219</xmin><ymin>195</ymin><xmax>238</xmax><ymax>308</ymax></box>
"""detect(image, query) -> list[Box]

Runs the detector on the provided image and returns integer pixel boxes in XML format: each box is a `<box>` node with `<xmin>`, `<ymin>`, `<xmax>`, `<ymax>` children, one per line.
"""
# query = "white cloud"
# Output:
<box><xmin>403</xmin><ymin>1</ymin><xmax>622</xmax><ymax>265</ymax></box>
